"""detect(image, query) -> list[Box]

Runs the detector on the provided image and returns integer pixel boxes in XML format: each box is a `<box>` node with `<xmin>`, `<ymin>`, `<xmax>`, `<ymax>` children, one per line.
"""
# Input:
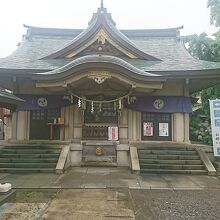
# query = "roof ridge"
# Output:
<box><xmin>23</xmin><ymin>24</ymin><xmax>182</xmax><ymax>37</ymax></box>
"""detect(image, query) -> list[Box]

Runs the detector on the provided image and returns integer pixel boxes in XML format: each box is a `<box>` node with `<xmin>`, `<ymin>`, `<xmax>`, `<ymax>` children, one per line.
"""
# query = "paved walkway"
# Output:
<box><xmin>0</xmin><ymin>167</ymin><xmax>220</xmax><ymax>190</ymax></box>
<box><xmin>1</xmin><ymin>168</ymin><xmax>220</xmax><ymax>219</ymax></box>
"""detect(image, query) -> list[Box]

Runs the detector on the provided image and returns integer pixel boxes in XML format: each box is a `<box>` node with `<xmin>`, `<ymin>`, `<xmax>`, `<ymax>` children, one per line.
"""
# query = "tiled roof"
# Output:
<box><xmin>0</xmin><ymin>27</ymin><xmax>220</xmax><ymax>74</ymax></box>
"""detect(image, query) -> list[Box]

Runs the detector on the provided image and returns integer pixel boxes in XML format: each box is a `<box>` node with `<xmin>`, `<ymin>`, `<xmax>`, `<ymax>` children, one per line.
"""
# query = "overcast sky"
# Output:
<box><xmin>0</xmin><ymin>0</ymin><xmax>218</xmax><ymax>58</ymax></box>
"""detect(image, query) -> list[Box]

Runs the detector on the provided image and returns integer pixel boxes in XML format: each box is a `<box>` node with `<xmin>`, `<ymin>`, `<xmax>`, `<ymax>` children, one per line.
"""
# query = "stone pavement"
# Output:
<box><xmin>1</xmin><ymin>188</ymin><xmax>220</xmax><ymax>220</ymax></box>
<box><xmin>0</xmin><ymin>167</ymin><xmax>219</xmax><ymax>190</ymax></box>
<box><xmin>40</xmin><ymin>188</ymin><xmax>220</xmax><ymax>220</ymax></box>
<box><xmin>0</xmin><ymin>168</ymin><xmax>220</xmax><ymax>220</ymax></box>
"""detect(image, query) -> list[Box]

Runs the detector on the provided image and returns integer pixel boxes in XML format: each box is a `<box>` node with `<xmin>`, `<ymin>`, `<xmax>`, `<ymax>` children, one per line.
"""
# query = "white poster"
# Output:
<box><xmin>143</xmin><ymin>122</ymin><xmax>153</xmax><ymax>136</ymax></box>
<box><xmin>159</xmin><ymin>123</ymin><xmax>169</xmax><ymax>137</ymax></box>
<box><xmin>209</xmin><ymin>100</ymin><xmax>220</xmax><ymax>156</ymax></box>
<box><xmin>108</xmin><ymin>126</ymin><xmax>119</xmax><ymax>141</ymax></box>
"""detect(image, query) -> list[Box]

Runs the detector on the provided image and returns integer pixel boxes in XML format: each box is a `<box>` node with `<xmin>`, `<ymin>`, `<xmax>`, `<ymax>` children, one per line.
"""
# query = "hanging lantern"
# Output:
<box><xmin>78</xmin><ymin>98</ymin><xmax>81</xmax><ymax>108</ymax></box>
<box><xmin>82</xmin><ymin>97</ymin><xmax>86</xmax><ymax>110</ymax></box>
<box><xmin>127</xmin><ymin>96</ymin><xmax>130</xmax><ymax>105</ymax></box>
<box><xmin>70</xmin><ymin>94</ymin><xmax>74</xmax><ymax>104</ymax></box>
<box><xmin>119</xmin><ymin>99</ymin><xmax>122</xmax><ymax>110</ymax></box>
<box><xmin>91</xmin><ymin>101</ymin><xmax>94</xmax><ymax>113</ymax></box>
<box><xmin>130</xmin><ymin>96</ymin><xmax>136</xmax><ymax>103</ymax></box>
<box><xmin>114</xmin><ymin>101</ymin><xmax>117</xmax><ymax>111</ymax></box>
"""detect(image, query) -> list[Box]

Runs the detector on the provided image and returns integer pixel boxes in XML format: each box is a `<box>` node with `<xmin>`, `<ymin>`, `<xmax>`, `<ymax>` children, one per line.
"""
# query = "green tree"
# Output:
<box><xmin>184</xmin><ymin>33</ymin><xmax>213</xmax><ymax>61</ymax></box>
<box><xmin>208</xmin><ymin>0</ymin><xmax>220</xmax><ymax>27</ymax></box>
<box><xmin>184</xmin><ymin>0</ymin><xmax>220</xmax><ymax>144</ymax></box>
<box><xmin>185</xmin><ymin>32</ymin><xmax>220</xmax><ymax>117</ymax></box>
<box><xmin>201</xmin><ymin>85</ymin><xmax>220</xmax><ymax>115</ymax></box>
<box><xmin>210</xmin><ymin>32</ymin><xmax>220</xmax><ymax>61</ymax></box>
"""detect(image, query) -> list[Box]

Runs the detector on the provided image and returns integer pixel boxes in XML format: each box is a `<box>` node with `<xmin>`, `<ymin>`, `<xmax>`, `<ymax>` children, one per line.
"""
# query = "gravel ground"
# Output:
<box><xmin>0</xmin><ymin>189</ymin><xmax>220</xmax><ymax>220</ymax></box>
<box><xmin>130</xmin><ymin>189</ymin><xmax>220</xmax><ymax>220</ymax></box>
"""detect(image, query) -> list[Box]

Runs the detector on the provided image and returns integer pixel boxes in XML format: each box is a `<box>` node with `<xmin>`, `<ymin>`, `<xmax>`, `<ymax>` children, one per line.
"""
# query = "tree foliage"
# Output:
<box><xmin>184</xmin><ymin>33</ymin><xmax>213</xmax><ymax>61</ymax></box>
<box><xmin>201</xmin><ymin>84</ymin><xmax>220</xmax><ymax>114</ymax></box>
<box><xmin>184</xmin><ymin>32</ymin><xmax>220</xmax><ymax>62</ymax></box>
<box><xmin>185</xmin><ymin>0</ymin><xmax>220</xmax><ymax>144</ymax></box>
<box><xmin>208</xmin><ymin>0</ymin><xmax>220</xmax><ymax>27</ymax></box>
<box><xmin>211</xmin><ymin>33</ymin><xmax>220</xmax><ymax>61</ymax></box>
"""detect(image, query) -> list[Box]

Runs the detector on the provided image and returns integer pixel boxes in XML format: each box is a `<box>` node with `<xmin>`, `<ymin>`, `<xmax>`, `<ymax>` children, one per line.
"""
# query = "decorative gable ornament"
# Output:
<box><xmin>88</xmin><ymin>71</ymin><xmax>112</xmax><ymax>84</ymax></box>
<box><xmin>97</xmin><ymin>29</ymin><xmax>107</xmax><ymax>45</ymax></box>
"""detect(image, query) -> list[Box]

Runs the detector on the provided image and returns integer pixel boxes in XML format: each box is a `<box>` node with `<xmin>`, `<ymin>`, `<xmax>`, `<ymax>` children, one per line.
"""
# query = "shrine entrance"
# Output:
<box><xmin>82</xmin><ymin>95</ymin><xmax>119</xmax><ymax>140</ymax></box>
<box><xmin>30</xmin><ymin>108</ymin><xmax>61</xmax><ymax>140</ymax></box>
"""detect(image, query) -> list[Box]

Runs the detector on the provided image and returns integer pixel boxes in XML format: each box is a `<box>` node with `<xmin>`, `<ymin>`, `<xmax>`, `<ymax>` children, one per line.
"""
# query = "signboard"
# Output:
<box><xmin>108</xmin><ymin>126</ymin><xmax>118</xmax><ymax>141</ymax></box>
<box><xmin>159</xmin><ymin>123</ymin><xmax>169</xmax><ymax>137</ymax></box>
<box><xmin>209</xmin><ymin>100</ymin><xmax>220</xmax><ymax>156</ymax></box>
<box><xmin>143</xmin><ymin>122</ymin><xmax>153</xmax><ymax>136</ymax></box>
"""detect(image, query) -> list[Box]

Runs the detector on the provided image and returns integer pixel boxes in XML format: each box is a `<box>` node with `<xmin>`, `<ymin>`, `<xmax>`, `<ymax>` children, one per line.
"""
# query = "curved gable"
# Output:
<box><xmin>33</xmin><ymin>55</ymin><xmax>166</xmax><ymax>93</ymax></box>
<box><xmin>43</xmin><ymin>6</ymin><xmax>161</xmax><ymax>61</ymax></box>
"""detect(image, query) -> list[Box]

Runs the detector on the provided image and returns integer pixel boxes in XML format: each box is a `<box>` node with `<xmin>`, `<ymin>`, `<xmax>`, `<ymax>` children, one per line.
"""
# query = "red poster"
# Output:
<box><xmin>108</xmin><ymin>127</ymin><xmax>119</xmax><ymax>141</ymax></box>
<box><xmin>143</xmin><ymin>122</ymin><xmax>153</xmax><ymax>136</ymax></box>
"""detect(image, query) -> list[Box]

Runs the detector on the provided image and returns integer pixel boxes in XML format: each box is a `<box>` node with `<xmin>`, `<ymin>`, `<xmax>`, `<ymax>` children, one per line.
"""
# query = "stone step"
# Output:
<box><xmin>0</xmin><ymin>145</ymin><xmax>61</xmax><ymax>173</ymax></box>
<box><xmin>138</xmin><ymin>146</ymin><xmax>195</xmax><ymax>151</ymax></box>
<box><xmin>140</xmin><ymin>169</ymin><xmax>207</xmax><ymax>175</ymax></box>
<box><xmin>1</xmin><ymin>145</ymin><xmax>62</xmax><ymax>149</ymax></box>
<box><xmin>0</xmin><ymin>163</ymin><xmax>56</xmax><ymax>168</ymax></box>
<box><xmin>138</xmin><ymin>150</ymin><xmax>197</xmax><ymax>155</ymax></box>
<box><xmin>0</xmin><ymin>168</ymin><xmax>55</xmax><ymax>173</ymax></box>
<box><xmin>0</xmin><ymin>149</ymin><xmax>61</xmax><ymax>154</ymax></box>
<box><xmin>139</xmin><ymin>159</ymin><xmax>203</xmax><ymax>165</ymax></box>
<box><xmin>0</xmin><ymin>154</ymin><xmax>60</xmax><ymax>158</ymax></box>
<box><xmin>138</xmin><ymin>154</ymin><xmax>201</xmax><ymax>160</ymax></box>
<box><xmin>138</xmin><ymin>144</ymin><xmax>207</xmax><ymax>175</ymax></box>
<box><xmin>0</xmin><ymin>158</ymin><xmax>58</xmax><ymax>163</ymax></box>
<box><xmin>140</xmin><ymin>164</ymin><xmax>205</xmax><ymax>170</ymax></box>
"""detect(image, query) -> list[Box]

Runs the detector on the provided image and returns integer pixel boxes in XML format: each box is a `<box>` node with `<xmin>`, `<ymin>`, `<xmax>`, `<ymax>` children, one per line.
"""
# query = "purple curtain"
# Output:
<box><xmin>15</xmin><ymin>95</ymin><xmax>192</xmax><ymax>113</ymax></box>
<box><xmin>15</xmin><ymin>95</ymin><xmax>73</xmax><ymax>111</ymax></box>
<box><xmin>125</xmin><ymin>96</ymin><xmax>192</xmax><ymax>113</ymax></box>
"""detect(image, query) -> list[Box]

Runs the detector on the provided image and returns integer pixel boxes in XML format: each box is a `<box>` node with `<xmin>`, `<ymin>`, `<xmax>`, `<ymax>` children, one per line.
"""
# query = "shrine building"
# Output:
<box><xmin>0</xmin><ymin>3</ymin><xmax>220</xmax><ymax>153</ymax></box>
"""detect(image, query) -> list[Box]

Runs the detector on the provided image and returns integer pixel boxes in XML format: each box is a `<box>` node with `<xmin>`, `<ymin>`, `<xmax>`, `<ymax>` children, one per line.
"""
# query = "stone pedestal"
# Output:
<box><xmin>82</xmin><ymin>142</ymin><xmax>117</xmax><ymax>166</ymax></box>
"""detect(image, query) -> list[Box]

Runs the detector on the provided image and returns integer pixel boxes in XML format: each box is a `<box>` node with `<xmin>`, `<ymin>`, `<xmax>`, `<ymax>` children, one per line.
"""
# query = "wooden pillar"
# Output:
<box><xmin>128</xmin><ymin>109</ymin><xmax>133</xmax><ymax>142</ymax></box>
<box><xmin>11</xmin><ymin>112</ymin><xmax>18</xmax><ymax>140</ymax></box>
<box><xmin>184</xmin><ymin>113</ymin><xmax>190</xmax><ymax>143</ymax></box>
<box><xmin>132</xmin><ymin>111</ymin><xmax>137</xmax><ymax>141</ymax></box>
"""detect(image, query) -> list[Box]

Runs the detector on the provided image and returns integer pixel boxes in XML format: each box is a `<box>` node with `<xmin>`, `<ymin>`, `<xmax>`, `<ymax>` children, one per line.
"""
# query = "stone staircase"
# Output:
<box><xmin>0</xmin><ymin>144</ymin><xmax>62</xmax><ymax>173</ymax></box>
<box><xmin>138</xmin><ymin>144</ymin><xmax>207</xmax><ymax>175</ymax></box>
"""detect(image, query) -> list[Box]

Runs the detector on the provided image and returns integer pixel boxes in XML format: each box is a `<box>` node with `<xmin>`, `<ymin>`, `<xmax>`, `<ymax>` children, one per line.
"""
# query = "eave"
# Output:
<box><xmin>151</xmin><ymin>69</ymin><xmax>220</xmax><ymax>94</ymax></box>
<box><xmin>32</xmin><ymin>55</ymin><xmax>166</xmax><ymax>92</ymax></box>
<box><xmin>33</xmin><ymin>55</ymin><xmax>165</xmax><ymax>81</ymax></box>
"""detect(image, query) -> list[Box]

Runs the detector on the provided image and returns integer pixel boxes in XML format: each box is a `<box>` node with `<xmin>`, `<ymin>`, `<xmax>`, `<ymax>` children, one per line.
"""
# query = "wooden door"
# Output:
<box><xmin>30</xmin><ymin>109</ymin><xmax>60</xmax><ymax>140</ymax></box>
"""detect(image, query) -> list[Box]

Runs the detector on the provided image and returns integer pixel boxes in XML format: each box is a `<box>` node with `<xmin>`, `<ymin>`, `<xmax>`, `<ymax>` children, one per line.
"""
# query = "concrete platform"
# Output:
<box><xmin>0</xmin><ymin>167</ymin><xmax>219</xmax><ymax>190</ymax></box>
<box><xmin>0</xmin><ymin>168</ymin><xmax>220</xmax><ymax>219</ymax></box>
